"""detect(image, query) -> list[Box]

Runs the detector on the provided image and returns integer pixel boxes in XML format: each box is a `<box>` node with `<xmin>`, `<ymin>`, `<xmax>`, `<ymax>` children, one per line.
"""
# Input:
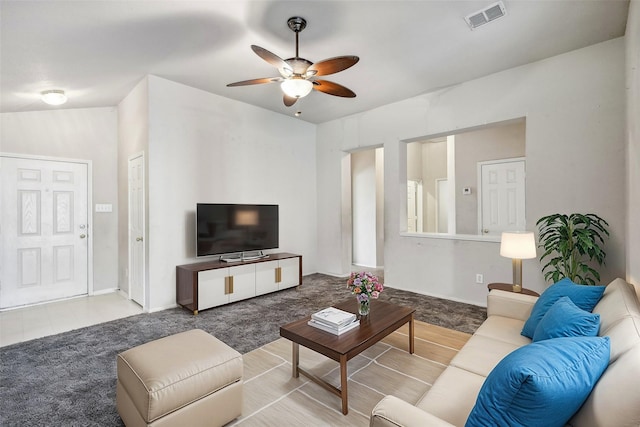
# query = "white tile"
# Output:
<box><xmin>0</xmin><ymin>292</ymin><xmax>144</xmax><ymax>348</ymax></box>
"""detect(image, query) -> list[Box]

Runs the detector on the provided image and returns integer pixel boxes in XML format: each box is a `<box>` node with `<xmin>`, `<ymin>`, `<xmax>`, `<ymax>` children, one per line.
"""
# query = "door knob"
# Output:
<box><xmin>136</xmin><ymin>237</ymin><xmax>143</xmax><ymax>242</ymax></box>
<box><xmin>79</xmin><ymin>234</ymin><xmax>86</xmax><ymax>239</ymax></box>
<box><xmin>482</xmin><ymin>229</ymin><xmax>489</xmax><ymax>234</ymax></box>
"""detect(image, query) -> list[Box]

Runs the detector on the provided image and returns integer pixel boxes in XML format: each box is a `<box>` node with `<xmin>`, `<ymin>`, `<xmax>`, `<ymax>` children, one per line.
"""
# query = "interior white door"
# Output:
<box><xmin>407</xmin><ymin>180</ymin><xmax>418</xmax><ymax>232</ymax></box>
<box><xmin>0</xmin><ymin>156</ymin><xmax>89</xmax><ymax>308</ymax></box>
<box><xmin>480</xmin><ymin>159</ymin><xmax>526</xmax><ymax>236</ymax></box>
<box><xmin>128</xmin><ymin>154</ymin><xmax>145</xmax><ymax>307</ymax></box>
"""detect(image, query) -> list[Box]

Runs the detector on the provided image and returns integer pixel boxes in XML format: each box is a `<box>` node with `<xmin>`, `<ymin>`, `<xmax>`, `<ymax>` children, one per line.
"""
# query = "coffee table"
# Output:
<box><xmin>279</xmin><ymin>299</ymin><xmax>415</xmax><ymax>415</ymax></box>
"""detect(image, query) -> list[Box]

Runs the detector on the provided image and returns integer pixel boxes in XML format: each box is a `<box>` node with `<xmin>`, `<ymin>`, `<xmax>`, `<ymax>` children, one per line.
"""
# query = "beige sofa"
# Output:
<box><xmin>370</xmin><ymin>278</ymin><xmax>640</xmax><ymax>427</ymax></box>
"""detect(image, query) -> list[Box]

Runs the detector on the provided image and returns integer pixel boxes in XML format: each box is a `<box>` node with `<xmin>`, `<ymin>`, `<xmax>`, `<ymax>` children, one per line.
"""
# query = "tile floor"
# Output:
<box><xmin>0</xmin><ymin>292</ymin><xmax>144</xmax><ymax>348</ymax></box>
<box><xmin>1</xmin><ymin>266</ymin><xmax>381</xmax><ymax>348</ymax></box>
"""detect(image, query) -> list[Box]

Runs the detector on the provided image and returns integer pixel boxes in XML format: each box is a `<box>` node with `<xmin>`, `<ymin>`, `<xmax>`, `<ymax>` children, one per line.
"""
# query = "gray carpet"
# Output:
<box><xmin>0</xmin><ymin>273</ymin><xmax>486</xmax><ymax>426</ymax></box>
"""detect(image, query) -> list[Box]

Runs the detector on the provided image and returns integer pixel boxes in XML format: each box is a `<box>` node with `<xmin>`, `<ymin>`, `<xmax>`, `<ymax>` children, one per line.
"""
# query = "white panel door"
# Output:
<box><xmin>128</xmin><ymin>154</ymin><xmax>145</xmax><ymax>307</ymax></box>
<box><xmin>480</xmin><ymin>159</ymin><xmax>526</xmax><ymax>236</ymax></box>
<box><xmin>407</xmin><ymin>180</ymin><xmax>418</xmax><ymax>232</ymax></box>
<box><xmin>1</xmin><ymin>156</ymin><xmax>89</xmax><ymax>308</ymax></box>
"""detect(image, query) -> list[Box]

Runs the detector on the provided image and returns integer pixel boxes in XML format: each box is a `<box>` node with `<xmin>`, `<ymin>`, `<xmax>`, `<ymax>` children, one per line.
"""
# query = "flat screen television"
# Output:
<box><xmin>196</xmin><ymin>203</ymin><xmax>279</xmax><ymax>258</ymax></box>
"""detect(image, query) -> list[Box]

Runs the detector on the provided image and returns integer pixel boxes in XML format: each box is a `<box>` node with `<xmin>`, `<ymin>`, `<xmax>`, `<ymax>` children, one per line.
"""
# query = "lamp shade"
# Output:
<box><xmin>500</xmin><ymin>231</ymin><xmax>537</xmax><ymax>259</ymax></box>
<box><xmin>281</xmin><ymin>78</ymin><xmax>313</xmax><ymax>98</ymax></box>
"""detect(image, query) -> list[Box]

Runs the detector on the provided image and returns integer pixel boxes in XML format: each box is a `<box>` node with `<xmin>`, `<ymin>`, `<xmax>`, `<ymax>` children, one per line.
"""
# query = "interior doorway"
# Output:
<box><xmin>350</xmin><ymin>147</ymin><xmax>384</xmax><ymax>269</ymax></box>
<box><xmin>128</xmin><ymin>153</ymin><xmax>145</xmax><ymax>308</ymax></box>
<box><xmin>0</xmin><ymin>155</ymin><xmax>90</xmax><ymax>309</ymax></box>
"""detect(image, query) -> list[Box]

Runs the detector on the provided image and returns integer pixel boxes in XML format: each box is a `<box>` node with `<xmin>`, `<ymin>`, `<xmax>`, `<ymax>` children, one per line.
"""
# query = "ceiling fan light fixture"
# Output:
<box><xmin>281</xmin><ymin>78</ymin><xmax>312</xmax><ymax>99</ymax></box>
<box><xmin>41</xmin><ymin>89</ymin><xmax>67</xmax><ymax>105</ymax></box>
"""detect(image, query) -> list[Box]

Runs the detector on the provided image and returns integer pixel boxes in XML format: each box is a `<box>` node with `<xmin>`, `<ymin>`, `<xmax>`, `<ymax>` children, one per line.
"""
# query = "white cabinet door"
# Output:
<box><xmin>278</xmin><ymin>258</ymin><xmax>300</xmax><ymax>290</ymax></box>
<box><xmin>228</xmin><ymin>264</ymin><xmax>255</xmax><ymax>302</ymax></box>
<box><xmin>198</xmin><ymin>268</ymin><xmax>229</xmax><ymax>310</ymax></box>
<box><xmin>255</xmin><ymin>260</ymin><xmax>279</xmax><ymax>296</ymax></box>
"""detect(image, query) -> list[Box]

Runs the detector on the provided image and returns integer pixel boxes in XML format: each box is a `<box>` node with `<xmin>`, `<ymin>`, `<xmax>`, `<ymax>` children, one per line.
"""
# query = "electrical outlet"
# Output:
<box><xmin>475</xmin><ymin>274</ymin><xmax>484</xmax><ymax>284</ymax></box>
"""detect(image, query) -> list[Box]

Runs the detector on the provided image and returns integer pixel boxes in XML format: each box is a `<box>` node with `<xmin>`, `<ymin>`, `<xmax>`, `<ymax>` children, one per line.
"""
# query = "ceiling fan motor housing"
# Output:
<box><xmin>287</xmin><ymin>17</ymin><xmax>307</xmax><ymax>33</ymax></box>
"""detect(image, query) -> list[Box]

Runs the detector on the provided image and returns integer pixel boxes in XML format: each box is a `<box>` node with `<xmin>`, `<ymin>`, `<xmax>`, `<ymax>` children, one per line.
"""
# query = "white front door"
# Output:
<box><xmin>128</xmin><ymin>154</ymin><xmax>145</xmax><ymax>307</ymax></box>
<box><xmin>479</xmin><ymin>159</ymin><xmax>526</xmax><ymax>236</ymax></box>
<box><xmin>0</xmin><ymin>156</ymin><xmax>89</xmax><ymax>308</ymax></box>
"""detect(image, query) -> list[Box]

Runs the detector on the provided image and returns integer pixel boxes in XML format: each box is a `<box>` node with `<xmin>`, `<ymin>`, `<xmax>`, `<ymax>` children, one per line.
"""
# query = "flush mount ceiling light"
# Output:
<box><xmin>41</xmin><ymin>90</ymin><xmax>67</xmax><ymax>105</ymax></box>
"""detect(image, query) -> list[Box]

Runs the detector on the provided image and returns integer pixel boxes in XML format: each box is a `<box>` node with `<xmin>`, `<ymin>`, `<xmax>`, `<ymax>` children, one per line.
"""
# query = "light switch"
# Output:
<box><xmin>462</xmin><ymin>187</ymin><xmax>472</xmax><ymax>195</ymax></box>
<box><xmin>95</xmin><ymin>203</ymin><xmax>113</xmax><ymax>213</ymax></box>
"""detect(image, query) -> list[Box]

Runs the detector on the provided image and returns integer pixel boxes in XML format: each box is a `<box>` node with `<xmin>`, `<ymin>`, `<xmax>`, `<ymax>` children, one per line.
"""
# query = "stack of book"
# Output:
<box><xmin>308</xmin><ymin>307</ymin><xmax>360</xmax><ymax>335</ymax></box>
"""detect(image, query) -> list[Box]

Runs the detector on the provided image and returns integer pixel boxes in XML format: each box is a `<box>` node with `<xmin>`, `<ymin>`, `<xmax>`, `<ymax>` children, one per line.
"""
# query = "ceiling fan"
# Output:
<box><xmin>227</xmin><ymin>16</ymin><xmax>359</xmax><ymax>107</ymax></box>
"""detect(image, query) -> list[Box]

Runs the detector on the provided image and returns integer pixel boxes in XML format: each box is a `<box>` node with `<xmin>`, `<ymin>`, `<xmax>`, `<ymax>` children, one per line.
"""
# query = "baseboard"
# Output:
<box><xmin>91</xmin><ymin>287</ymin><xmax>119</xmax><ymax>296</ymax></box>
<box><xmin>315</xmin><ymin>270</ymin><xmax>351</xmax><ymax>278</ymax></box>
<box><xmin>384</xmin><ymin>283</ymin><xmax>487</xmax><ymax>308</ymax></box>
<box><xmin>148</xmin><ymin>303</ymin><xmax>178</xmax><ymax>313</ymax></box>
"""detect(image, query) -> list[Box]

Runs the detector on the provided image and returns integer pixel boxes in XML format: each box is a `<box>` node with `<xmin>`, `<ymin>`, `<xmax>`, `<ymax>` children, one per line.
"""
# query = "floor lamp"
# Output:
<box><xmin>500</xmin><ymin>231</ymin><xmax>537</xmax><ymax>292</ymax></box>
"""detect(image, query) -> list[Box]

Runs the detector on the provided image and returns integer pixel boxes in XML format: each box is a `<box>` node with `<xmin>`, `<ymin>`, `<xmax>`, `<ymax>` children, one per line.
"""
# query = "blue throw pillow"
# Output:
<box><xmin>465</xmin><ymin>336</ymin><xmax>610</xmax><ymax>427</ymax></box>
<box><xmin>532</xmin><ymin>296</ymin><xmax>601</xmax><ymax>342</ymax></box>
<box><xmin>521</xmin><ymin>278</ymin><xmax>605</xmax><ymax>338</ymax></box>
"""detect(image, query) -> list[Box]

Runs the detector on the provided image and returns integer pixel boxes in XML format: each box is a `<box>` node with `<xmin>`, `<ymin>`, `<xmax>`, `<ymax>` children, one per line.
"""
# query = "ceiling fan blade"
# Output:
<box><xmin>312</xmin><ymin>80</ymin><xmax>356</xmax><ymax>98</ymax></box>
<box><xmin>283</xmin><ymin>94</ymin><xmax>298</xmax><ymax>107</ymax></box>
<box><xmin>251</xmin><ymin>45</ymin><xmax>291</xmax><ymax>72</ymax></box>
<box><xmin>226</xmin><ymin>77</ymin><xmax>282</xmax><ymax>87</ymax></box>
<box><xmin>307</xmin><ymin>56</ymin><xmax>359</xmax><ymax>76</ymax></box>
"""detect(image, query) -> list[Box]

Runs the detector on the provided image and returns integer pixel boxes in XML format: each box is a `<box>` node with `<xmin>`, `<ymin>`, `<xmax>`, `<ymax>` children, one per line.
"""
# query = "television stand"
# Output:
<box><xmin>176</xmin><ymin>253</ymin><xmax>302</xmax><ymax>314</ymax></box>
<box><xmin>220</xmin><ymin>251</ymin><xmax>268</xmax><ymax>263</ymax></box>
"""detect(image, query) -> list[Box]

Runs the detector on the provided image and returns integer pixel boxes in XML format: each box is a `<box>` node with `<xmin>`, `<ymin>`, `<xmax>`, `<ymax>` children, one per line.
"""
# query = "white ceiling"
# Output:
<box><xmin>0</xmin><ymin>0</ymin><xmax>630</xmax><ymax>124</ymax></box>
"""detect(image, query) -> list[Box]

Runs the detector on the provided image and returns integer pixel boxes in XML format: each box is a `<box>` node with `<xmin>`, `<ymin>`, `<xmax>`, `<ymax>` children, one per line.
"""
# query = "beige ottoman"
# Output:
<box><xmin>116</xmin><ymin>329</ymin><xmax>243</xmax><ymax>427</ymax></box>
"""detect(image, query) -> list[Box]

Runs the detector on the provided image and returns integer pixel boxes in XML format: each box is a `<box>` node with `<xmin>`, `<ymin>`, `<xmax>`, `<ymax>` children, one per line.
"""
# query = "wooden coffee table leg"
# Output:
<box><xmin>292</xmin><ymin>342</ymin><xmax>300</xmax><ymax>378</ymax></box>
<box><xmin>340</xmin><ymin>354</ymin><xmax>348</xmax><ymax>414</ymax></box>
<box><xmin>409</xmin><ymin>314</ymin><xmax>415</xmax><ymax>354</ymax></box>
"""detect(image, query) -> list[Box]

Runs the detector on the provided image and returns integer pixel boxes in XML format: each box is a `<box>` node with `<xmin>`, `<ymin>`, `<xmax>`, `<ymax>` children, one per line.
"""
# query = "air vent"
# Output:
<box><xmin>465</xmin><ymin>1</ymin><xmax>507</xmax><ymax>30</ymax></box>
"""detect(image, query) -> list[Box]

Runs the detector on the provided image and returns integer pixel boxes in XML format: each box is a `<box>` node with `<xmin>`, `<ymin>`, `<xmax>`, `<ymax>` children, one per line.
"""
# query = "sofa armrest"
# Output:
<box><xmin>370</xmin><ymin>395</ymin><xmax>456</xmax><ymax>427</ymax></box>
<box><xmin>487</xmin><ymin>289</ymin><xmax>538</xmax><ymax>321</ymax></box>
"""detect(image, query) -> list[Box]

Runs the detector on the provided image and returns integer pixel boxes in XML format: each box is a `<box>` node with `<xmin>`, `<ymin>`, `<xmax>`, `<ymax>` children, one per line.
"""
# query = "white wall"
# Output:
<box><xmin>627</xmin><ymin>0</ymin><xmax>640</xmax><ymax>286</ymax></box>
<box><xmin>0</xmin><ymin>108</ymin><xmax>119</xmax><ymax>293</ymax></box>
<box><xmin>317</xmin><ymin>38</ymin><xmax>626</xmax><ymax>306</ymax></box>
<box><xmin>144</xmin><ymin>76</ymin><xmax>317</xmax><ymax>310</ymax></box>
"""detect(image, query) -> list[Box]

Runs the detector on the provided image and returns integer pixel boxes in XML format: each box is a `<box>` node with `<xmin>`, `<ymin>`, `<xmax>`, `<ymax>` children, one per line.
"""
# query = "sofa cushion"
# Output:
<box><xmin>465</xmin><ymin>336</ymin><xmax>610</xmax><ymax>427</ymax></box>
<box><xmin>449</xmin><ymin>334</ymin><xmax>521</xmax><ymax>377</ymax></box>
<box><xmin>474</xmin><ymin>316</ymin><xmax>531</xmax><ymax>347</ymax></box>
<box><xmin>521</xmin><ymin>278</ymin><xmax>605</xmax><ymax>338</ymax></box>
<box><xmin>593</xmin><ymin>278</ymin><xmax>640</xmax><ymax>331</ymax></box>
<box><xmin>532</xmin><ymin>296</ymin><xmax>600</xmax><ymax>342</ymax></box>
<box><xmin>568</xmin><ymin>344</ymin><xmax>640</xmax><ymax>427</ymax></box>
<box><xmin>417</xmin><ymin>366</ymin><xmax>486</xmax><ymax>427</ymax></box>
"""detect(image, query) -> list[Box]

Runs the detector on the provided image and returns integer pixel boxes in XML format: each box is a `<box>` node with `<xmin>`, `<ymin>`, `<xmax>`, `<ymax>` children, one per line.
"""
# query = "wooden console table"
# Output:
<box><xmin>176</xmin><ymin>253</ymin><xmax>302</xmax><ymax>314</ymax></box>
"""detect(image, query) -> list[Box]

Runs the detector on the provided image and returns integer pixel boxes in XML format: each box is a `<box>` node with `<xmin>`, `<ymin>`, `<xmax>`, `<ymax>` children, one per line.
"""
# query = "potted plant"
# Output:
<box><xmin>536</xmin><ymin>213</ymin><xmax>609</xmax><ymax>285</ymax></box>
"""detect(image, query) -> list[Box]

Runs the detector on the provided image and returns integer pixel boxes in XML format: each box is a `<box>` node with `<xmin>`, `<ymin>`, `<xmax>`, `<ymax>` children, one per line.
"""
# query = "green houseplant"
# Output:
<box><xmin>537</xmin><ymin>213</ymin><xmax>609</xmax><ymax>285</ymax></box>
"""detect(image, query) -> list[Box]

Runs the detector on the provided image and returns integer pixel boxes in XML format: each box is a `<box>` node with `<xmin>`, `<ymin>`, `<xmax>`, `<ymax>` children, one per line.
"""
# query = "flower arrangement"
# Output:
<box><xmin>347</xmin><ymin>272</ymin><xmax>383</xmax><ymax>315</ymax></box>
